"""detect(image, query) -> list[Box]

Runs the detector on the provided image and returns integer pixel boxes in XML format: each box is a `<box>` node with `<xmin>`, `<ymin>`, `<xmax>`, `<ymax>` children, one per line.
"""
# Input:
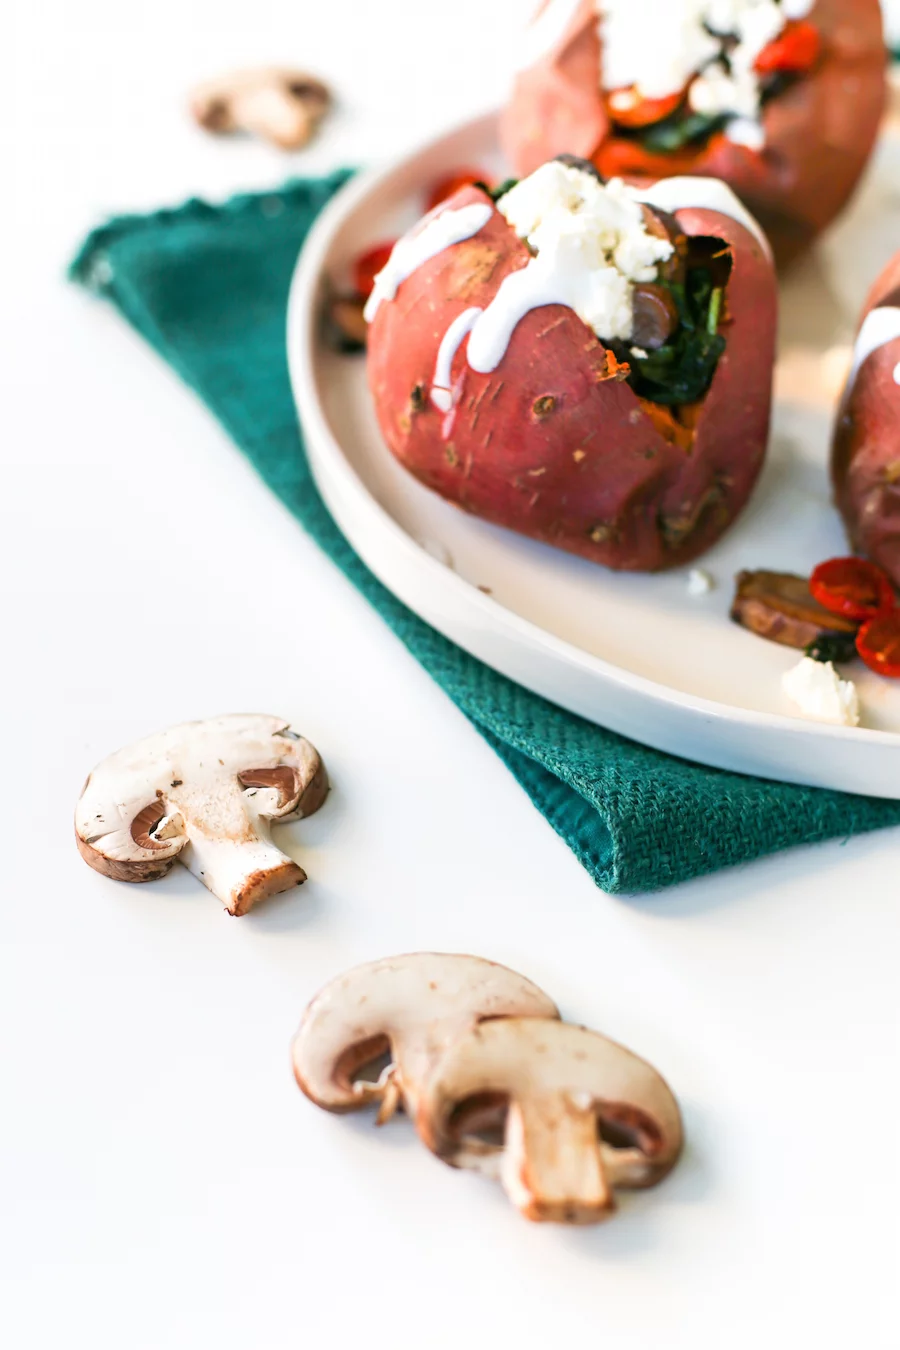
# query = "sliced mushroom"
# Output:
<box><xmin>190</xmin><ymin>68</ymin><xmax>331</xmax><ymax>151</ymax></box>
<box><xmin>632</xmin><ymin>283</ymin><xmax>679</xmax><ymax>350</ymax></box>
<box><xmin>642</xmin><ymin>205</ymin><xmax>688</xmax><ymax>285</ymax></box>
<box><xmin>292</xmin><ymin>954</ymin><xmax>559</xmax><ymax>1125</ymax></box>
<box><xmin>416</xmin><ymin>1018</ymin><xmax>683</xmax><ymax>1225</ymax></box>
<box><xmin>75</xmin><ymin>715</ymin><xmax>328</xmax><ymax>916</ymax></box>
<box><xmin>731</xmin><ymin>569</ymin><xmax>858</xmax><ymax>650</ymax></box>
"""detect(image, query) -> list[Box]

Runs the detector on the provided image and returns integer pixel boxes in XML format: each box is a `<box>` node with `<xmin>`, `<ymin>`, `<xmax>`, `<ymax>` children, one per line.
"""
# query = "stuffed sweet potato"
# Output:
<box><xmin>365</xmin><ymin>160</ymin><xmax>777</xmax><ymax>572</ymax></box>
<box><xmin>503</xmin><ymin>0</ymin><xmax>886</xmax><ymax>267</ymax></box>
<box><xmin>831</xmin><ymin>251</ymin><xmax>900</xmax><ymax>587</ymax></box>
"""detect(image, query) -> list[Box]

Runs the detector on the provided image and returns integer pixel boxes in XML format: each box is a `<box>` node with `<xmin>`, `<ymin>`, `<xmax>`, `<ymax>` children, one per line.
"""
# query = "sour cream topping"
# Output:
<box><xmin>369</xmin><ymin>163</ymin><xmax>768</xmax><ymax>409</ymax></box>
<box><xmin>364</xmin><ymin>203</ymin><xmax>493</xmax><ymax>321</ymax></box>
<box><xmin>635</xmin><ymin>175</ymin><xmax>771</xmax><ymax>256</ymax></box>
<box><xmin>424</xmin><ymin>163</ymin><xmax>672</xmax><ymax>395</ymax></box>
<box><xmin>847</xmin><ymin>307</ymin><xmax>900</xmax><ymax>392</ymax></box>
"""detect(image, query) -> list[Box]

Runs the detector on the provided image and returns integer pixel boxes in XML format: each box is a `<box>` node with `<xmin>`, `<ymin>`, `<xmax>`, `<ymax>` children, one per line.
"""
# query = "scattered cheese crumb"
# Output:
<box><xmin>687</xmin><ymin>568</ymin><xmax>714</xmax><ymax>595</ymax></box>
<box><xmin>782</xmin><ymin>657</ymin><xmax>860</xmax><ymax>727</ymax></box>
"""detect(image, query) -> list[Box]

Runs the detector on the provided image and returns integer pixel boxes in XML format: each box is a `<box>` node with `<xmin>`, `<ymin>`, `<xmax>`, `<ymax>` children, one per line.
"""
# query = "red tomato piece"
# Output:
<box><xmin>594</xmin><ymin>137</ymin><xmax>704</xmax><ymax>180</ymax></box>
<box><xmin>755</xmin><ymin>20</ymin><xmax>821</xmax><ymax>76</ymax></box>
<box><xmin>856</xmin><ymin>611</ymin><xmax>900</xmax><ymax>677</ymax></box>
<box><xmin>354</xmin><ymin>242</ymin><xmax>397</xmax><ymax>300</ymax></box>
<box><xmin>425</xmin><ymin>170</ymin><xmax>486</xmax><ymax>213</ymax></box>
<box><xmin>605</xmin><ymin>87</ymin><xmax>685</xmax><ymax>129</ymax></box>
<box><xmin>809</xmin><ymin>557</ymin><xmax>896</xmax><ymax>621</ymax></box>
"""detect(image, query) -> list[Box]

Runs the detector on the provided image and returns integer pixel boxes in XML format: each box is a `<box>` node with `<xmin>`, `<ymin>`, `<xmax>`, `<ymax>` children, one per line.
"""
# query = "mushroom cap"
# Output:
<box><xmin>417</xmin><ymin>1017</ymin><xmax>683</xmax><ymax>1222</ymax></box>
<box><xmin>75</xmin><ymin>714</ymin><xmax>325</xmax><ymax>884</ymax></box>
<box><xmin>292</xmin><ymin>953</ymin><xmax>559</xmax><ymax>1120</ymax></box>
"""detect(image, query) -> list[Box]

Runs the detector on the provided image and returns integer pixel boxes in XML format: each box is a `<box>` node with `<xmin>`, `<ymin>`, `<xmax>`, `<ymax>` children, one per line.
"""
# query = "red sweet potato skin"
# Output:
<box><xmin>366</xmin><ymin>185</ymin><xmax>776</xmax><ymax>573</ymax></box>
<box><xmin>501</xmin><ymin>0</ymin><xmax>886</xmax><ymax>267</ymax></box>
<box><xmin>831</xmin><ymin>253</ymin><xmax>900</xmax><ymax>587</ymax></box>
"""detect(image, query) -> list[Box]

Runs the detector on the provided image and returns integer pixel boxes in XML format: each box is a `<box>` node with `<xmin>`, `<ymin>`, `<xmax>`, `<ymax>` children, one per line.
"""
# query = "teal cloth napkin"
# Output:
<box><xmin>70</xmin><ymin>172</ymin><xmax>900</xmax><ymax>893</ymax></box>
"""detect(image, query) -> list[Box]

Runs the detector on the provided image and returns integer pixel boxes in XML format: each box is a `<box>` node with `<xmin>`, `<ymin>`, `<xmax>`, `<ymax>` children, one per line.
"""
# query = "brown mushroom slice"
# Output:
<box><xmin>190</xmin><ymin>68</ymin><xmax>331</xmax><ymax>150</ymax></box>
<box><xmin>731</xmin><ymin>570</ymin><xmax>858</xmax><ymax>650</ymax></box>
<box><xmin>631</xmin><ymin>283</ymin><xmax>679</xmax><ymax>350</ymax></box>
<box><xmin>75</xmin><ymin>714</ymin><xmax>327</xmax><ymax>916</ymax></box>
<box><xmin>292</xmin><ymin>953</ymin><xmax>559</xmax><ymax>1125</ymax></box>
<box><xmin>416</xmin><ymin>1018</ymin><xmax>683</xmax><ymax>1226</ymax></box>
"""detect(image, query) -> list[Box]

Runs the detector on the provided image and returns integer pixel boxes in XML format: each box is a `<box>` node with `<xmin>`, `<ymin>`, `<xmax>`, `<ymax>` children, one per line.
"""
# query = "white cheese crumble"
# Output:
<box><xmin>494</xmin><ymin>161</ymin><xmax>673</xmax><ymax>344</ymax></box>
<box><xmin>782</xmin><ymin>657</ymin><xmax>860</xmax><ymax>727</ymax></box>
<box><xmin>687</xmin><ymin>568</ymin><xmax>714</xmax><ymax>595</ymax></box>
<box><xmin>595</xmin><ymin>0</ymin><xmax>810</xmax><ymax>151</ymax></box>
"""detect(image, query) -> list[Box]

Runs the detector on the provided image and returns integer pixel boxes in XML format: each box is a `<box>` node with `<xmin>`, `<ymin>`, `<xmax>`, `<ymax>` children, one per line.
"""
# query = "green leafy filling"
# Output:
<box><xmin>624</xmin><ymin>267</ymin><xmax>726</xmax><ymax>406</ymax></box>
<box><xmin>483</xmin><ymin>175</ymin><xmax>727</xmax><ymax>405</ymax></box>
<box><xmin>638</xmin><ymin>111</ymin><xmax>728</xmax><ymax>154</ymax></box>
<box><xmin>804</xmin><ymin>632</ymin><xmax>859</xmax><ymax>665</ymax></box>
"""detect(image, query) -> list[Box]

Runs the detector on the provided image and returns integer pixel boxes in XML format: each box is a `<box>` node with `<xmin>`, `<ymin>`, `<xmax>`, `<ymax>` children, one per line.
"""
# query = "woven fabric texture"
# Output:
<box><xmin>69</xmin><ymin>172</ymin><xmax>900</xmax><ymax>893</ymax></box>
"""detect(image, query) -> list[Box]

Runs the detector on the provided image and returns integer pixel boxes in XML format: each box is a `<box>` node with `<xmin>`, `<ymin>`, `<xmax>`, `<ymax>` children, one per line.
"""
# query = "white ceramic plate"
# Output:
<box><xmin>287</xmin><ymin>112</ymin><xmax>900</xmax><ymax>798</ymax></box>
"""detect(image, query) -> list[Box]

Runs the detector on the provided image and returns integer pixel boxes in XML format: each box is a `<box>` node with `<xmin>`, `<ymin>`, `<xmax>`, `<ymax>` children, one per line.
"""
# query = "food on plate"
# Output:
<box><xmin>292</xmin><ymin>953</ymin><xmax>558</xmax><ymax>1125</ymax></box>
<box><xmin>75</xmin><ymin>715</ymin><xmax>328</xmax><ymax>916</ymax></box>
<box><xmin>190</xmin><ymin>68</ymin><xmax>331</xmax><ymax>150</ymax></box>
<box><xmin>781</xmin><ymin>655</ymin><xmax>860</xmax><ymax>725</ymax></box>
<box><xmin>503</xmin><ymin>0</ymin><xmax>886</xmax><ymax>266</ymax></box>
<box><xmin>856</xmin><ymin>609</ymin><xmax>900</xmax><ymax>676</ymax></box>
<box><xmin>687</xmin><ymin>566</ymin><xmax>714</xmax><ymax>594</ymax></box>
<box><xmin>730</xmin><ymin>568</ymin><xmax>859</xmax><ymax>650</ymax></box>
<box><xmin>809</xmin><ymin>555</ymin><xmax>896</xmax><ymax>620</ymax></box>
<box><xmin>831</xmin><ymin>252</ymin><xmax>900</xmax><ymax>588</ymax></box>
<box><xmin>416</xmin><ymin>1017</ymin><xmax>684</xmax><ymax>1225</ymax></box>
<box><xmin>365</xmin><ymin>159</ymin><xmax>776</xmax><ymax>572</ymax></box>
<box><xmin>733</xmin><ymin>554</ymin><xmax>899</xmax><ymax>727</ymax></box>
<box><xmin>293</xmin><ymin>952</ymin><xmax>683</xmax><ymax>1226</ymax></box>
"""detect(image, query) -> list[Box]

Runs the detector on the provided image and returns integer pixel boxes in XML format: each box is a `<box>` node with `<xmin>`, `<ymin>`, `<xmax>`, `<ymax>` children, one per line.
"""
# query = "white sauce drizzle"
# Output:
<box><xmin>378</xmin><ymin>171</ymin><xmax>773</xmax><ymax>397</ymax></box>
<box><xmin>364</xmin><ymin>203</ymin><xmax>493</xmax><ymax>321</ymax></box>
<box><xmin>847</xmin><ymin>307</ymin><xmax>900</xmax><ymax>391</ymax></box>
<box><xmin>515</xmin><ymin>0</ymin><xmax>585</xmax><ymax>71</ymax></box>
<box><xmin>635</xmin><ymin>176</ymin><xmax>772</xmax><ymax>257</ymax></box>
<box><xmin>431</xmin><ymin>307</ymin><xmax>483</xmax><ymax>411</ymax></box>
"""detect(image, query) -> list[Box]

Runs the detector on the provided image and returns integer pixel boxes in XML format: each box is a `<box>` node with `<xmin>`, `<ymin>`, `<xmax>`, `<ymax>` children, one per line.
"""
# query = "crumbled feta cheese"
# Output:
<box><xmin>495</xmin><ymin>162</ymin><xmax>673</xmax><ymax>343</ymax></box>
<box><xmin>599</xmin><ymin>0</ymin><xmax>720</xmax><ymax>100</ymax></box>
<box><xmin>782</xmin><ymin>657</ymin><xmax>860</xmax><ymax>727</ymax></box>
<box><xmin>724</xmin><ymin>116</ymin><xmax>767</xmax><ymax>151</ymax></box>
<box><xmin>687</xmin><ymin>568</ymin><xmax>714</xmax><ymax>595</ymax></box>
<box><xmin>688</xmin><ymin>62</ymin><xmax>761</xmax><ymax>121</ymax></box>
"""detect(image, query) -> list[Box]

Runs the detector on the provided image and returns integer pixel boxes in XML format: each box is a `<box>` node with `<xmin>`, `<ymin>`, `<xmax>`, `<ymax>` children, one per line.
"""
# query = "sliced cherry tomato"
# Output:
<box><xmin>755</xmin><ymin>20</ymin><xmax>821</xmax><ymax>76</ymax></box>
<box><xmin>809</xmin><ymin>557</ymin><xmax>896</xmax><ymax>621</ymax></box>
<box><xmin>856</xmin><ymin>610</ymin><xmax>900</xmax><ymax>677</ymax></box>
<box><xmin>425</xmin><ymin>169</ymin><xmax>486</xmax><ymax>213</ymax></box>
<box><xmin>605</xmin><ymin>87</ymin><xmax>685</xmax><ymax>129</ymax></box>
<box><xmin>353</xmin><ymin>242</ymin><xmax>397</xmax><ymax>300</ymax></box>
<box><xmin>594</xmin><ymin>137</ymin><xmax>705</xmax><ymax>180</ymax></box>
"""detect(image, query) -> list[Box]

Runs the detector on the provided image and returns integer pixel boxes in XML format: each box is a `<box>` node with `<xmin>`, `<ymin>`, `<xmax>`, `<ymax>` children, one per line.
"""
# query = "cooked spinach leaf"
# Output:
<box><xmin>638</xmin><ymin>111</ymin><xmax>727</xmax><ymax>154</ymax></box>
<box><xmin>804</xmin><ymin>632</ymin><xmax>859</xmax><ymax>665</ymax></box>
<box><xmin>624</xmin><ymin>265</ymin><xmax>726</xmax><ymax>406</ymax></box>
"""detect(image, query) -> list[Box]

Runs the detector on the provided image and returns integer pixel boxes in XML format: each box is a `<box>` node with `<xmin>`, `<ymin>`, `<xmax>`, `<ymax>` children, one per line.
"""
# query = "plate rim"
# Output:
<box><xmin>286</xmin><ymin>111</ymin><xmax>900</xmax><ymax>794</ymax></box>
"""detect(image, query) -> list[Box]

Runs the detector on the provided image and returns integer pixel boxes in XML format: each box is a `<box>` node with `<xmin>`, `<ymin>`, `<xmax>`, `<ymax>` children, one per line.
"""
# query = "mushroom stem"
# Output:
<box><xmin>500</xmin><ymin>1093</ymin><xmax>614</xmax><ymax>1225</ymax></box>
<box><xmin>181</xmin><ymin>829</ymin><xmax>304</xmax><ymax>917</ymax></box>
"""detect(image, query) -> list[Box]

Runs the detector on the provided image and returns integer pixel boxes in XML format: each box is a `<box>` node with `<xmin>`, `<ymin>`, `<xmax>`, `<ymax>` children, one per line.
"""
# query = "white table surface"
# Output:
<box><xmin>3</xmin><ymin>3</ymin><xmax>899</xmax><ymax>1346</ymax></box>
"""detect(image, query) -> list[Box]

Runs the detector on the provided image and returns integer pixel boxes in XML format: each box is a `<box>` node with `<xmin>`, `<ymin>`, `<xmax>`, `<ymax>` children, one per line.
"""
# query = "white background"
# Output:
<box><xmin>2</xmin><ymin>2</ymin><xmax>899</xmax><ymax>1346</ymax></box>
